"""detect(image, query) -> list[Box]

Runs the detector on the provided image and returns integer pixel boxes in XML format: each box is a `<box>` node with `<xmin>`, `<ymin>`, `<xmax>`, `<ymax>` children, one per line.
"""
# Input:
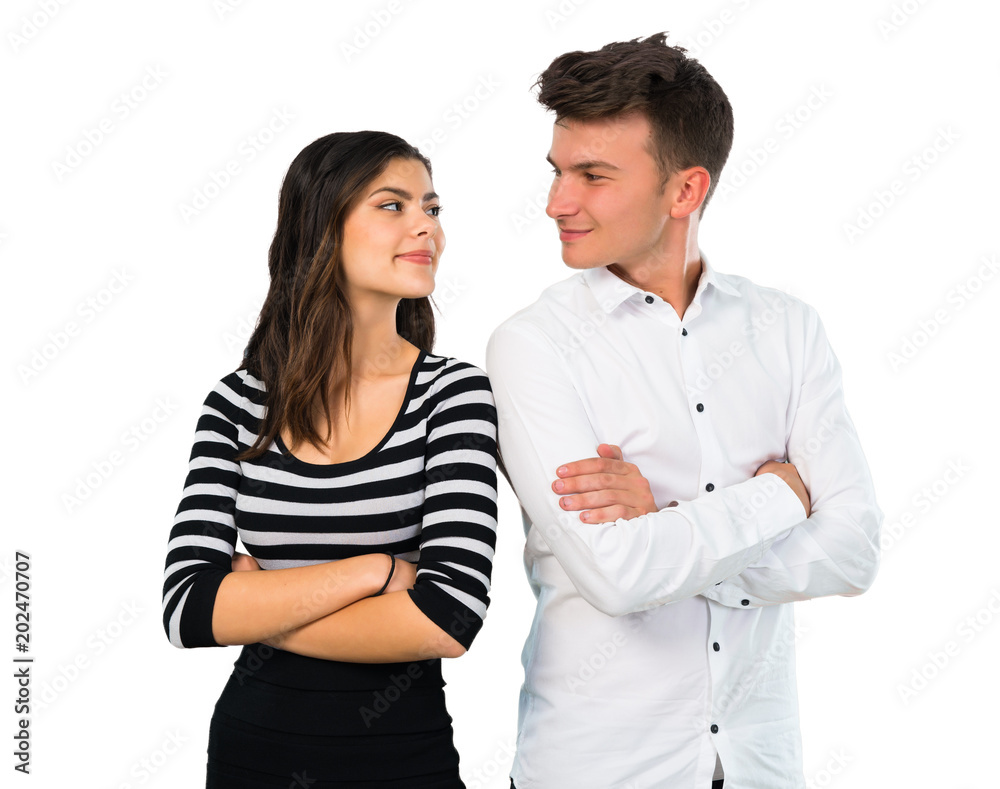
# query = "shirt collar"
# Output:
<box><xmin>583</xmin><ymin>251</ymin><xmax>741</xmax><ymax>314</ymax></box>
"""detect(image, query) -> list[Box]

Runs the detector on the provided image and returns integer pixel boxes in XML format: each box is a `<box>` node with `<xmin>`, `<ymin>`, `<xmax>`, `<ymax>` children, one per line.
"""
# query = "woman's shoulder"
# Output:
<box><xmin>418</xmin><ymin>351</ymin><xmax>492</xmax><ymax>391</ymax></box>
<box><xmin>198</xmin><ymin>367</ymin><xmax>267</xmax><ymax>419</ymax></box>
<box><xmin>417</xmin><ymin>352</ymin><xmax>496</xmax><ymax>422</ymax></box>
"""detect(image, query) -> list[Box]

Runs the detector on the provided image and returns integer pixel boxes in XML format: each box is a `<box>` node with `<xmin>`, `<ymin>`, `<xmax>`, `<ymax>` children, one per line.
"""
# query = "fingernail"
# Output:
<box><xmin>554</xmin><ymin>480</ymin><xmax>564</xmax><ymax>491</ymax></box>
<box><xmin>557</xmin><ymin>466</ymin><xmax>568</xmax><ymax>476</ymax></box>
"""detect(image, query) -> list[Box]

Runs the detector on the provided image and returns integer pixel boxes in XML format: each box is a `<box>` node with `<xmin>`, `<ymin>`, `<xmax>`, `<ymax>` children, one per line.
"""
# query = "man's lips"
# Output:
<box><xmin>558</xmin><ymin>228</ymin><xmax>591</xmax><ymax>242</ymax></box>
<box><xmin>396</xmin><ymin>250</ymin><xmax>434</xmax><ymax>264</ymax></box>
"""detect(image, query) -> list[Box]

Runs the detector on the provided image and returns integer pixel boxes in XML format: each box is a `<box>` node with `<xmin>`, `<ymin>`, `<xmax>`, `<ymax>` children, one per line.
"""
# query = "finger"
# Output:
<box><xmin>553</xmin><ymin>470</ymin><xmax>635</xmax><ymax>494</ymax></box>
<box><xmin>597</xmin><ymin>443</ymin><xmax>623</xmax><ymax>461</ymax></box>
<box><xmin>556</xmin><ymin>456</ymin><xmax>628</xmax><ymax>480</ymax></box>
<box><xmin>578</xmin><ymin>504</ymin><xmax>634</xmax><ymax>523</ymax></box>
<box><xmin>559</xmin><ymin>489</ymin><xmax>640</xmax><ymax>512</ymax></box>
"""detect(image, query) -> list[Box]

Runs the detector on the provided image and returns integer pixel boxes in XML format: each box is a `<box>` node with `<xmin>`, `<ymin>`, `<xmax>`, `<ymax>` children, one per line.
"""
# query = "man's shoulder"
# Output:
<box><xmin>716</xmin><ymin>269</ymin><xmax>820</xmax><ymax>324</ymax></box>
<box><xmin>489</xmin><ymin>270</ymin><xmax>594</xmax><ymax>343</ymax></box>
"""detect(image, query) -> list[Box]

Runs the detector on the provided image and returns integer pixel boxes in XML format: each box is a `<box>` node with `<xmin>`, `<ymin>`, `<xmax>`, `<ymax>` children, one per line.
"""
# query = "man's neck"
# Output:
<box><xmin>607</xmin><ymin>252</ymin><xmax>703</xmax><ymax>320</ymax></box>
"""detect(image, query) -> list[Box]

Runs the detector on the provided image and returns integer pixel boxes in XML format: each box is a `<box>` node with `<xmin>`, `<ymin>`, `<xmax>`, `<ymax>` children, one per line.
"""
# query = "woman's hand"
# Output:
<box><xmin>231</xmin><ymin>552</ymin><xmax>261</xmax><ymax>572</ymax></box>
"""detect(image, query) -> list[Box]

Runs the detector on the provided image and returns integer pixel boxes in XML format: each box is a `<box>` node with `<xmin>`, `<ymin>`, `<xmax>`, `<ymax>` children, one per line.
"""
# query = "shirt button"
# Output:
<box><xmin>696</xmin><ymin>403</ymin><xmax>705</xmax><ymax>412</ymax></box>
<box><xmin>710</xmin><ymin>724</ymin><xmax>719</xmax><ymax>734</ymax></box>
<box><xmin>741</xmin><ymin>599</ymin><xmax>750</xmax><ymax>606</ymax></box>
<box><xmin>705</xmin><ymin>483</ymin><xmax>715</xmax><ymax>492</ymax></box>
<box><xmin>713</xmin><ymin>642</ymin><xmax>720</xmax><ymax>652</ymax></box>
<box><xmin>644</xmin><ymin>295</ymin><xmax>654</xmax><ymax>304</ymax></box>
<box><xmin>681</xmin><ymin>328</ymin><xmax>688</xmax><ymax>336</ymax></box>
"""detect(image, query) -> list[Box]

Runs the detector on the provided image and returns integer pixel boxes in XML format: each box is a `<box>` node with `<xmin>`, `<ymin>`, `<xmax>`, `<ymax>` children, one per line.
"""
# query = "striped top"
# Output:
<box><xmin>161</xmin><ymin>350</ymin><xmax>498</xmax><ymax>651</ymax></box>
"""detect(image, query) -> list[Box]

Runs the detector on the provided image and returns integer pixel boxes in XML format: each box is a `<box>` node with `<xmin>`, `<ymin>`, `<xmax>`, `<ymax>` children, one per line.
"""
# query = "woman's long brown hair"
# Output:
<box><xmin>235</xmin><ymin>131</ymin><xmax>435</xmax><ymax>462</ymax></box>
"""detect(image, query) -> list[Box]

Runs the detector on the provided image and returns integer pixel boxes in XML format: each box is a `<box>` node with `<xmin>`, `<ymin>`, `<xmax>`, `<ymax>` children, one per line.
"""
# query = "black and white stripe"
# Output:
<box><xmin>162</xmin><ymin>352</ymin><xmax>498</xmax><ymax>650</ymax></box>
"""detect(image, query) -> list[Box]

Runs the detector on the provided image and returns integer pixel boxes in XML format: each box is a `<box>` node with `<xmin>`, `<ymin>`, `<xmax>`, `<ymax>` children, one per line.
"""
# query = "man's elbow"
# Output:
<box><xmin>840</xmin><ymin>545</ymin><xmax>881</xmax><ymax>597</ymax></box>
<box><xmin>572</xmin><ymin>573</ymin><xmax>672</xmax><ymax>618</ymax></box>
<box><xmin>839</xmin><ymin>507</ymin><xmax>883</xmax><ymax>596</ymax></box>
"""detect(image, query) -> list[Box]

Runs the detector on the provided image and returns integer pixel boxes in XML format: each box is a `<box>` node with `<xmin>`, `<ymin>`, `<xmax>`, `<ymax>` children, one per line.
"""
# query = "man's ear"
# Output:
<box><xmin>668</xmin><ymin>166</ymin><xmax>711</xmax><ymax>220</ymax></box>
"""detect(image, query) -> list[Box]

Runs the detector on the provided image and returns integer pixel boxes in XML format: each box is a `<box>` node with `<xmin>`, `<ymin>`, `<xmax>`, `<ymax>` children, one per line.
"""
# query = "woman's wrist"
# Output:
<box><xmin>371</xmin><ymin>553</ymin><xmax>395</xmax><ymax>597</ymax></box>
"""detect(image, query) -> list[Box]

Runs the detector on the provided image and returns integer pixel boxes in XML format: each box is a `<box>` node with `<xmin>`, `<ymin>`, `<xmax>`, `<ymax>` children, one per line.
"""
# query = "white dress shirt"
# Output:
<box><xmin>485</xmin><ymin>254</ymin><xmax>881</xmax><ymax>789</ymax></box>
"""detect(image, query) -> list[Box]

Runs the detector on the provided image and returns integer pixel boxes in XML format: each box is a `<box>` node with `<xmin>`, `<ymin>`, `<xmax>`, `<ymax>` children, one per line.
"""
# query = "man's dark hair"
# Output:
<box><xmin>534</xmin><ymin>33</ymin><xmax>734</xmax><ymax>215</ymax></box>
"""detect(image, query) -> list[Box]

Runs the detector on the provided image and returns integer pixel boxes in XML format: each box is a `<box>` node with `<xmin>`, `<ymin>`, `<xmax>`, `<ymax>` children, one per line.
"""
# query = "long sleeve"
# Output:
<box><xmin>702</xmin><ymin>308</ymin><xmax>882</xmax><ymax>608</ymax></box>
<box><xmin>486</xmin><ymin>321</ymin><xmax>806</xmax><ymax>617</ymax></box>
<box><xmin>406</xmin><ymin>361</ymin><xmax>499</xmax><ymax>650</ymax></box>
<box><xmin>161</xmin><ymin>374</ymin><xmax>242</xmax><ymax>648</ymax></box>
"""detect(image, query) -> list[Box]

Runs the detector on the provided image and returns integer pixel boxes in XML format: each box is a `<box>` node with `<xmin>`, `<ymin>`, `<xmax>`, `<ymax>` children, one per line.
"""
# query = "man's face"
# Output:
<box><xmin>545</xmin><ymin>113</ymin><xmax>674</xmax><ymax>272</ymax></box>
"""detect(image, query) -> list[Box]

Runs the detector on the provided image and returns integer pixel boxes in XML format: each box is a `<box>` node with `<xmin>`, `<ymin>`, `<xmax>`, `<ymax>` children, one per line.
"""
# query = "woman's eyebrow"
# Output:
<box><xmin>367</xmin><ymin>186</ymin><xmax>440</xmax><ymax>201</ymax></box>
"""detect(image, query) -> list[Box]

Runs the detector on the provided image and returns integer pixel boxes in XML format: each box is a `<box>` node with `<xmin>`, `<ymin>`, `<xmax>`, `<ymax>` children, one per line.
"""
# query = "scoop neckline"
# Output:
<box><xmin>273</xmin><ymin>349</ymin><xmax>427</xmax><ymax>471</ymax></box>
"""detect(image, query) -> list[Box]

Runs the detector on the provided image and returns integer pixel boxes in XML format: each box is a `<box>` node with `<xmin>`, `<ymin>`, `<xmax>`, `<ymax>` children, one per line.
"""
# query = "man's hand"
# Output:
<box><xmin>553</xmin><ymin>443</ymin><xmax>658</xmax><ymax>523</ymax></box>
<box><xmin>231</xmin><ymin>552</ymin><xmax>261</xmax><ymax>572</ymax></box>
<box><xmin>755</xmin><ymin>460</ymin><xmax>811</xmax><ymax>518</ymax></box>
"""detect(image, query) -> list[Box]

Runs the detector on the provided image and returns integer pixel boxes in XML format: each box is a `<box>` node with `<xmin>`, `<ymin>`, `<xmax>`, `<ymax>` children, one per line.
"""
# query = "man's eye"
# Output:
<box><xmin>585</xmin><ymin>173</ymin><xmax>603</xmax><ymax>181</ymax></box>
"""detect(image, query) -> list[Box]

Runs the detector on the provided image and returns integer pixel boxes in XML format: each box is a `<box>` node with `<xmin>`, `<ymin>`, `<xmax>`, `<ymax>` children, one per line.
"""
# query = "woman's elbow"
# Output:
<box><xmin>422</xmin><ymin>628</ymin><xmax>467</xmax><ymax>659</ymax></box>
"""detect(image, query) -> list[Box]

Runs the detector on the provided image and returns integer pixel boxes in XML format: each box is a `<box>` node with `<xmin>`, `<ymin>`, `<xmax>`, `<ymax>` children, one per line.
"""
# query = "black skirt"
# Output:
<box><xmin>206</xmin><ymin>644</ymin><xmax>465</xmax><ymax>788</ymax></box>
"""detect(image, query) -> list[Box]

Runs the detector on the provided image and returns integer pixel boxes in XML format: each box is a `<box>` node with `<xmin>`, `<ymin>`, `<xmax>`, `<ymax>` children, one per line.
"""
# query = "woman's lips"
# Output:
<box><xmin>396</xmin><ymin>252</ymin><xmax>434</xmax><ymax>264</ymax></box>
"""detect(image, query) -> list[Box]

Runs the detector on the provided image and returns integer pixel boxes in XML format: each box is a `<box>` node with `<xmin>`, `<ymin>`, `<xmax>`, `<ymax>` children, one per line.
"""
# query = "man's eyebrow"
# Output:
<box><xmin>545</xmin><ymin>154</ymin><xmax>621</xmax><ymax>171</ymax></box>
<box><xmin>367</xmin><ymin>186</ymin><xmax>440</xmax><ymax>201</ymax></box>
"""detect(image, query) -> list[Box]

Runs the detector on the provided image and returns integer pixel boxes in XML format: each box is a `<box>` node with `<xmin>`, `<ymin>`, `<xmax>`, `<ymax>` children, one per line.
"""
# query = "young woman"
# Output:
<box><xmin>161</xmin><ymin>131</ymin><xmax>498</xmax><ymax>788</ymax></box>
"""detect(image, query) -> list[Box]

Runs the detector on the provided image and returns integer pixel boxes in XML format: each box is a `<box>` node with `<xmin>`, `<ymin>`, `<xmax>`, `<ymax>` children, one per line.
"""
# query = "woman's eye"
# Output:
<box><xmin>427</xmin><ymin>205</ymin><xmax>443</xmax><ymax>217</ymax></box>
<box><xmin>379</xmin><ymin>201</ymin><xmax>403</xmax><ymax>211</ymax></box>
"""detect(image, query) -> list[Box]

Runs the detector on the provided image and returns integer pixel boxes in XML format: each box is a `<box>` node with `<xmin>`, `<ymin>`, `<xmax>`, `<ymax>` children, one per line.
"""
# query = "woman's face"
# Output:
<box><xmin>340</xmin><ymin>157</ymin><xmax>444</xmax><ymax>307</ymax></box>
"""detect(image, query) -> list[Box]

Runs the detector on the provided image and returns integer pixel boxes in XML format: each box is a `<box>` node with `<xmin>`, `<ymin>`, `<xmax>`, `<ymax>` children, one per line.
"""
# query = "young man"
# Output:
<box><xmin>485</xmin><ymin>34</ymin><xmax>882</xmax><ymax>789</ymax></box>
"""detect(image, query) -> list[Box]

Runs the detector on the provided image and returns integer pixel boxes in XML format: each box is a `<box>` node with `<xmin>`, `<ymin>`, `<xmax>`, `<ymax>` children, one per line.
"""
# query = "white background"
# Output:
<box><xmin>3</xmin><ymin>0</ymin><xmax>999</xmax><ymax>786</ymax></box>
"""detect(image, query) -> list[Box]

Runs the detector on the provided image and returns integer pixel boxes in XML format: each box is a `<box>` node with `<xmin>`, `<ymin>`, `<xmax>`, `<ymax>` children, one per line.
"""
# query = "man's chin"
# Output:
<box><xmin>560</xmin><ymin>246</ymin><xmax>609</xmax><ymax>270</ymax></box>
